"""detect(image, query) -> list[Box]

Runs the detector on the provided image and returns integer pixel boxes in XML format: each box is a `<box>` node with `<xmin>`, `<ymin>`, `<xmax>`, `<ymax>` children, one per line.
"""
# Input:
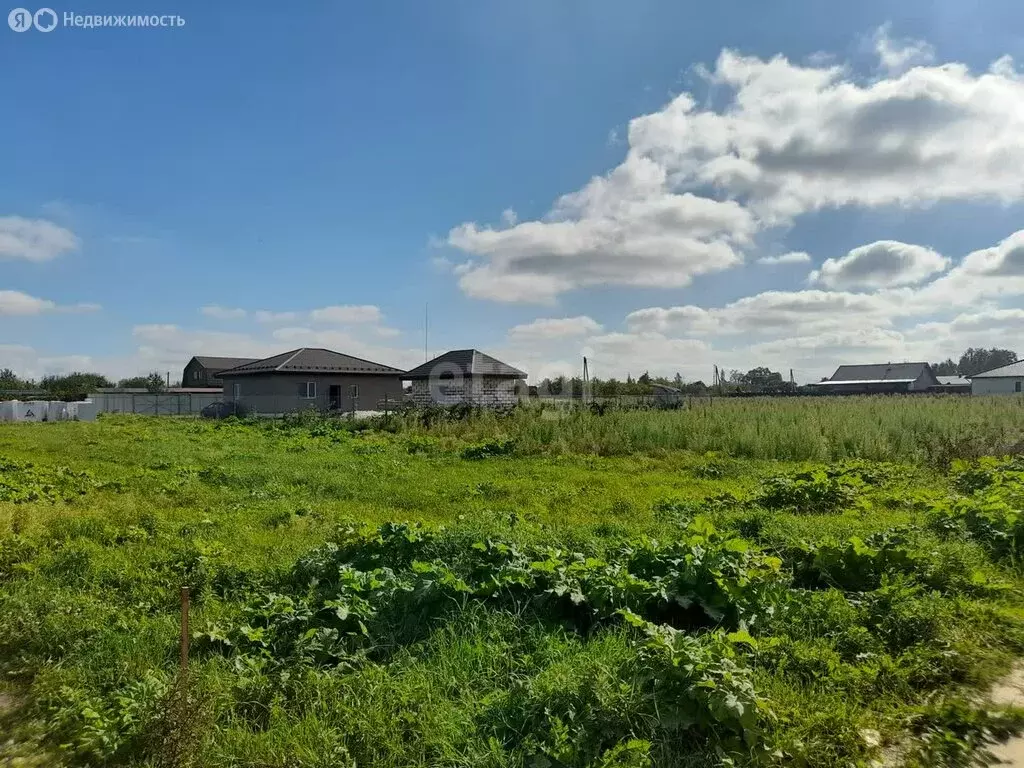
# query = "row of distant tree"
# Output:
<box><xmin>535</xmin><ymin>347</ymin><xmax>1020</xmax><ymax>398</ymax></box>
<box><xmin>0</xmin><ymin>369</ymin><xmax>169</xmax><ymax>398</ymax></box>
<box><xmin>930</xmin><ymin>347</ymin><xmax>1019</xmax><ymax>377</ymax></box>
<box><xmin>535</xmin><ymin>367</ymin><xmax>798</xmax><ymax>398</ymax></box>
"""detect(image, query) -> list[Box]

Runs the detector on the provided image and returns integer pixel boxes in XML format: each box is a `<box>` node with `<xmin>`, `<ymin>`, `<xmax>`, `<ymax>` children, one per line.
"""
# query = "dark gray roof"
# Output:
<box><xmin>969</xmin><ymin>360</ymin><xmax>1024</xmax><ymax>378</ymax></box>
<box><xmin>221</xmin><ymin>348</ymin><xmax>405</xmax><ymax>376</ymax></box>
<box><xmin>829</xmin><ymin>363</ymin><xmax>933</xmax><ymax>382</ymax></box>
<box><xmin>191</xmin><ymin>356</ymin><xmax>259</xmax><ymax>370</ymax></box>
<box><xmin>404</xmin><ymin>349</ymin><xmax>526</xmax><ymax>379</ymax></box>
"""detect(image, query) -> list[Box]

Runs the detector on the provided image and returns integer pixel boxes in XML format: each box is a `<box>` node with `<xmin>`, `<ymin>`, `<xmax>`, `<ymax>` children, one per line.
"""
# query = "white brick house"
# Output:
<box><xmin>405</xmin><ymin>349</ymin><xmax>526</xmax><ymax>408</ymax></box>
<box><xmin>968</xmin><ymin>360</ymin><xmax>1024</xmax><ymax>395</ymax></box>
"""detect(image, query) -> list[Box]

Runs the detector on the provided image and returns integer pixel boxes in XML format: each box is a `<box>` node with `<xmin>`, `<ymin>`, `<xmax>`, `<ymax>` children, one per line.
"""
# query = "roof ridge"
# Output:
<box><xmin>274</xmin><ymin>348</ymin><xmax>306</xmax><ymax>371</ymax></box>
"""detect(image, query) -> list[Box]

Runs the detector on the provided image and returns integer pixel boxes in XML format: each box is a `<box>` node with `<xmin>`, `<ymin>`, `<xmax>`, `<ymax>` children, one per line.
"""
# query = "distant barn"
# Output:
<box><xmin>811</xmin><ymin>363</ymin><xmax>940</xmax><ymax>395</ymax></box>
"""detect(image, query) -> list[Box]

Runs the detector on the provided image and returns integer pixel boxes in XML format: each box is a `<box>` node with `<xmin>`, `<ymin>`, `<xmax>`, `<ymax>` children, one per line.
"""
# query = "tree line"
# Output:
<box><xmin>534</xmin><ymin>367</ymin><xmax>798</xmax><ymax>398</ymax></box>
<box><xmin>0</xmin><ymin>369</ymin><xmax>170</xmax><ymax>399</ymax></box>
<box><xmin>931</xmin><ymin>347</ymin><xmax>1018</xmax><ymax>377</ymax></box>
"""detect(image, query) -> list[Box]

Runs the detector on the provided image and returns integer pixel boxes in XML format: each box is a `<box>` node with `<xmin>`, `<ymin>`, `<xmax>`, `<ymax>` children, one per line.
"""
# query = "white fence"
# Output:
<box><xmin>0</xmin><ymin>400</ymin><xmax>100</xmax><ymax>422</ymax></box>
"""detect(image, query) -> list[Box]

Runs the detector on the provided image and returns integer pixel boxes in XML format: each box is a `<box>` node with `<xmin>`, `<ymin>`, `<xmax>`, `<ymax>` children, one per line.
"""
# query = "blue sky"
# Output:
<box><xmin>3</xmin><ymin>0</ymin><xmax>1024</xmax><ymax>383</ymax></box>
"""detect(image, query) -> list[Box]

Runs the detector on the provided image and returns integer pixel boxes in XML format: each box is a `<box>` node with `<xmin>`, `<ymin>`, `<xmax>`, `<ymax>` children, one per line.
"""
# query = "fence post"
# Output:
<box><xmin>180</xmin><ymin>587</ymin><xmax>190</xmax><ymax>673</ymax></box>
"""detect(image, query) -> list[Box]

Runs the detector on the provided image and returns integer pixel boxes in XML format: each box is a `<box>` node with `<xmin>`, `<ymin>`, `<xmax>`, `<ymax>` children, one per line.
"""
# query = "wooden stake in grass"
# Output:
<box><xmin>180</xmin><ymin>587</ymin><xmax>190</xmax><ymax>674</ymax></box>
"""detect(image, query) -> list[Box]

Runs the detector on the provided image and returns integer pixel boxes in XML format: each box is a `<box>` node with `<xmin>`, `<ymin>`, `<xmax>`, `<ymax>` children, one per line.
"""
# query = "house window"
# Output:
<box><xmin>193</xmin><ymin>370</ymin><xmax>200</xmax><ymax>382</ymax></box>
<box><xmin>299</xmin><ymin>382</ymin><xmax>316</xmax><ymax>399</ymax></box>
<box><xmin>1016</xmin><ymin>381</ymin><xmax>1022</xmax><ymax>393</ymax></box>
<box><xmin>350</xmin><ymin>384</ymin><xmax>359</xmax><ymax>398</ymax></box>
<box><xmin>232</xmin><ymin>382</ymin><xmax>241</xmax><ymax>399</ymax></box>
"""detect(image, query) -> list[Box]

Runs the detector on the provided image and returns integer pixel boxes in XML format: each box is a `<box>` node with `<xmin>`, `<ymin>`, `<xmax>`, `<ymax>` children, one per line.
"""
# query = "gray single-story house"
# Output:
<box><xmin>811</xmin><ymin>363</ymin><xmax>940</xmax><ymax>395</ymax></box>
<box><xmin>405</xmin><ymin>349</ymin><xmax>526</xmax><ymax>407</ymax></box>
<box><xmin>968</xmin><ymin>360</ymin><xmax>1024</xmax><ymax>395</ymax></box>
<box><xmin>182</xmin><ymin>356</ymin><xmax>258</xmax><ymax>388</ymax></box>
<box><xmin>219</xmin><ymin>348</ymin><xmax>405</xmax><ymax>414</ymax></box>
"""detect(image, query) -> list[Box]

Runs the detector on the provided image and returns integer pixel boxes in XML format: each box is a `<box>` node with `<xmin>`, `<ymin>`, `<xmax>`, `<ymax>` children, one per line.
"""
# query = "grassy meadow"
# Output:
<box><xmin>1</xmin><ymin>397</ymin><xmax>1024</xmax><ymax>766</ymax></box>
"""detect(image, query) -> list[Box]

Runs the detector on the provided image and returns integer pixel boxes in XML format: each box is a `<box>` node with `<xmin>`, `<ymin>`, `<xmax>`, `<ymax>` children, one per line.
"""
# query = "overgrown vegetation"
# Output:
<box><xmin>1</xmin><ymin>401</ymin><xmax>1024</xmax><ymax>766</ymax></box>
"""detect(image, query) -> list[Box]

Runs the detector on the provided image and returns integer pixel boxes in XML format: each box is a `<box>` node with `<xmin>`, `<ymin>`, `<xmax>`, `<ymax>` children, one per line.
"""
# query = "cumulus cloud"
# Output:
<box><xmin>809</xmin><ymin>241</ymin><xmax>949</xmax><ymax>289</ymax></box>
<box><xmin>0</xmin><ymin>289</ymin><xmax>100</xmax><ymax>316</ymax></box>
<box><xmin>201</xmin><ymin>305</ymin><xmax>247</xmax><ymax>320</ymax></box>
<box><xmin>631</xmin><ymin>48</ymin><xmax>1024</xmax><ymax>217</ymax></box>
<box><xmin>507</xmin><ymin>316</ymin><xmax>603</xmax><ymax>342</ymax></box>
<box><xmin>232</xmin><ymin>305</ymin><xmax>387</xmax><ymax>326</ymax></box>
<box><xmin>448</xmin><ymin>155</ymin><xmax>752</xmax><ymax>303</ymax></box>
<box><xmin>911</xmin><ymin>229</ymin><xmax>1024</xmax><ymax>308</ymax></box>
<box><xmin>445</xmin><ymin>34</ymin><xmax>1024</xmax><ymax>303</ymax></box>
<box><xmin>0</xmin><ymin>216</ymin><xmax>79</xmax><ymax>262</ymax></box>
<box><xmin>309</xmin><ymin>305</ymin><xmax>384</xmax><ymax>325</ymax></box>
<box><xmin>757</xmin><ymin>251</ymin><xmax>811</xmax><ymax>265</ymax></box>
<box><xmin>254</xmin><ymin>310</ymin><xmax>299</xmax><ymax>324</ymax></box>
<box><xmin>873</xmin><ymin>23</ymin><xmax>935</xmax><ymax>75</ymax></box>
<box><xmin>627</xmin><ymin>289</ymin><xmax>894</xmax><ymax>338</ymax></box>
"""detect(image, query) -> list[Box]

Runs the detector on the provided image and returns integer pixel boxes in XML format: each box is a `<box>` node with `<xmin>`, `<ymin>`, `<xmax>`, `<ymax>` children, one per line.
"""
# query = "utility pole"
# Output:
<box><xmin>582</xmin><ymin>356</ymin><xmax>590</xmax><ymax>405</ymax></box>
<box><xmin>424</xmin><ymin>303</ymin><xmax>429</xmax><ymax>363</ymax></box>
<box><xmin>166</xmin><ymin>371</ymin><xmax>170</xmax><ymax>388</ymax></box>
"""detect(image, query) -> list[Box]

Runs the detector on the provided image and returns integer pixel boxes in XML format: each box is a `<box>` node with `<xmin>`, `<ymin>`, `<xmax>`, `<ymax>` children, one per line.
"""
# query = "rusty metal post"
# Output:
<box><xmin>180</xmin><ymin>587</ymin><xmax>190</xmax><ymax>673</ymax></box>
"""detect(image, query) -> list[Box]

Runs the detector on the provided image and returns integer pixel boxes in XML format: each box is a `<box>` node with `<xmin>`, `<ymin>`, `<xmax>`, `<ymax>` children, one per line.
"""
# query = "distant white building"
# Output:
<box><xmin>968</xmin><ymin>360</ymin><xmax>1024</xmax><ymax>395</ymax></box>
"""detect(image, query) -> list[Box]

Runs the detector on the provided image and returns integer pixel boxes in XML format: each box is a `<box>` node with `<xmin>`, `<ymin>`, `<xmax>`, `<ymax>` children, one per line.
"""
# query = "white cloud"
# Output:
<box><xmin>584</xmin><ymin>332</ymin><xmax>716</xmax><ymax>381</ymax></box>
<box><xmin>0</xmin><ymin>289</ymin><xmax>99</xmax><ymax>316</ymax></box>
<box><xmin>448</xmin><ymin>155</ymin><xmax>752</xmax><ymax>303</ymax></box>
<box><xmin>630</xmin><ymin>49</ymin><xmax>1024</xmax><ymax>218</ymax></box>
<box><xmin>446</xmin><ymin>36</ymin><xmax>1024</xmax><ymax>302</ymax></box>
<box><xmin>625</xmin><ymin>305</ymin><xmax>720</xmax><ymax>335</ymax></box>
<box><xmin>0</xmin><ymin>216</ymin><xmax>79</xmax><ymax>262</ymax></box>
<box><xmin>507</xmin><ymin>316</ymin><xmax>602</xmax><ymax>342</ymax></box>
<box><xmin>873</xmin><ymin>23</ymin><xmax>935</xmax><ymax>75</ymax></box>
<box><xmin>201</xmin><ymin>305</ymin><xmax>247</xmax><ymax>320</ymax></box>
<box><xmin>911</xmin><ymin>229</ymin><xmax>1024</xmax><ymax>308</ymax></box>
<box><xmin>308</xmin><ymin>305</ymin><xmax>384</xmax><ymax>325</ymax></box>
<box><xmin>809</xmin><ymin>241</ymin><xmax>949</xmax><ymax>289</ymax></box>
<box><xmin>757</xmin><ymin>251</ymin><xmax>811</xmax><ymax>265</ymax></box>
<box><xmin>254</xmin><ymin>310</ymin><xmax>299</xmax><ymax>324</ymax></box>
<box><xmin>627</xmin><ymin>289</ymin><xmax>894</xmax><ymax>338</ymax></box>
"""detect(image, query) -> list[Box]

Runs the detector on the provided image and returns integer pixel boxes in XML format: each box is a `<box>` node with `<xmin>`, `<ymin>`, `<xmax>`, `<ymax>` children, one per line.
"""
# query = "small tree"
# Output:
<box><xmin>0</xmin><ymin>368</ymin><xmax>34</xmax><ymax>390</ymax></box>
<box><xmin>958</xmin><ymin>348</ymin><xmax>1018</xmax><ymax>376</ymax></box>
<box><xmin>145</xmin><ymin>372</ymin><xmax>166</xmax><ymax>393</ymax></box>
<box><xmin>118</xmin><ymin>376</ymin><xmax>151</xmax><ymax>389</ymax></box>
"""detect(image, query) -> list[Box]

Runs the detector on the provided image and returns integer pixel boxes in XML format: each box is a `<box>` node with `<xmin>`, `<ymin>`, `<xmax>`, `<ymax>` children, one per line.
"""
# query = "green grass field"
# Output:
<box><xmin>2</xmin><ymin>398</ymin><xmax>1024</xmax><ymax>767</ymax></box>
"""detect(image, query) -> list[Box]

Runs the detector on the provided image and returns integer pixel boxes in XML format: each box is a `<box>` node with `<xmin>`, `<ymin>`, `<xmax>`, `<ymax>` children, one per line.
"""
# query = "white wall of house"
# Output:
<box><xmin>410</xmin><ymin>376</ymin><xmax>520</xmax><ymax>407</ymax></box>
<box><xmin>971</xmin><ymin>377</ymin><xmax>1024</xmax><ymax>395</ymax></box>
